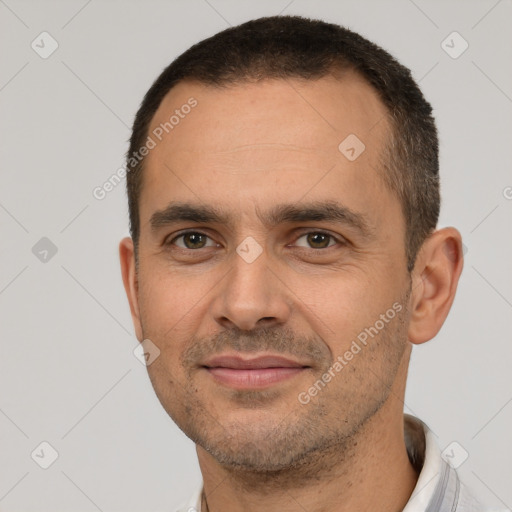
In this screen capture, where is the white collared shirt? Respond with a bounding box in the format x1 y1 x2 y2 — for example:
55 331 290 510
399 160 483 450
176 414 500 511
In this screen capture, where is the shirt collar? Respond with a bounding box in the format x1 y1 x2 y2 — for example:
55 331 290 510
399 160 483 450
403 414 461 512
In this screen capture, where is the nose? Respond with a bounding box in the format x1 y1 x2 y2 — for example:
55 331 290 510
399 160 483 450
210 246 292 331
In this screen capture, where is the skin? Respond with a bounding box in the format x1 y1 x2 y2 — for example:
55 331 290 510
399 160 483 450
119 73 464 512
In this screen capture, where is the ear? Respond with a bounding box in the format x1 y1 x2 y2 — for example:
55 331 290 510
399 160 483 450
408 227 464 345
119 237 143 342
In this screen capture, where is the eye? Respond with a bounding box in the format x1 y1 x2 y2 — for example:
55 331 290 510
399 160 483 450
294 231 340 249
168 231 217 250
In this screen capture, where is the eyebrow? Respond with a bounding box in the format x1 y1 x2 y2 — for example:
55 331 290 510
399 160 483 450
149 200 374 237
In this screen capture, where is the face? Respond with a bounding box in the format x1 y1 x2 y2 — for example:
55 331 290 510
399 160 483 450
123 74 414 472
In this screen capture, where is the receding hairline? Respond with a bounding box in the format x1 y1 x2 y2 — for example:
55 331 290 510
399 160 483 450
140 69 396 197
146 65 389 133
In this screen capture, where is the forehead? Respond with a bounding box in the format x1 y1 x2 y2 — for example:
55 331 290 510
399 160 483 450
139 74 398 234
149 73 389 153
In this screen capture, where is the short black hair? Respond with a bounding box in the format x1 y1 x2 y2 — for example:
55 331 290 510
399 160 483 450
126 15 439 272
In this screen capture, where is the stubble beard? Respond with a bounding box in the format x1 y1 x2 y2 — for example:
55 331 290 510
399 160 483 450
147 290 411 488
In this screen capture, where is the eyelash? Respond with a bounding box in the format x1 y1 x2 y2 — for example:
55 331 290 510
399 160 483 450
166 230 345 250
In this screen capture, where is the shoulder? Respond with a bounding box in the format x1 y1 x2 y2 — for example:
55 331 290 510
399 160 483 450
457 480 507 512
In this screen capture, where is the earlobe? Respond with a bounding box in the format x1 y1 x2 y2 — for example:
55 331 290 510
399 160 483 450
407 228 464 345
119 237 143 341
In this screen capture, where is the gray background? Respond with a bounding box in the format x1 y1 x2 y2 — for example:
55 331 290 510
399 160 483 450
0 0 511 510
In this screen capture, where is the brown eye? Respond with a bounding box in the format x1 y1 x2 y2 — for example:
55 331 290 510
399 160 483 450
295 232 337 249
308 233 331 248
170 232 215 249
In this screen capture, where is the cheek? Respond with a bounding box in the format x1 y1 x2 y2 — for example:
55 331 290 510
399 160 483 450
300 272 408 371
138 263 211 334
145 356 194 429
290 269 386 338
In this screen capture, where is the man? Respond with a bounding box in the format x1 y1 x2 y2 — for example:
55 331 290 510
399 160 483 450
119 15 496 511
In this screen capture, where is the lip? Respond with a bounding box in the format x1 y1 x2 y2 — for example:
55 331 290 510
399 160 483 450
201 354 309 389
203 354 306 369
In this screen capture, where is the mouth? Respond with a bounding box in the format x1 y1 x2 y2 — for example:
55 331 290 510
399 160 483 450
201 354 310 389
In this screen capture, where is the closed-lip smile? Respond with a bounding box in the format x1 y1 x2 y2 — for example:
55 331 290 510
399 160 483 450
201 353 310 389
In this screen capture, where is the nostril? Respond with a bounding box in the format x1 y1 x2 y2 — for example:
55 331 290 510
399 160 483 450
257 317 278 326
